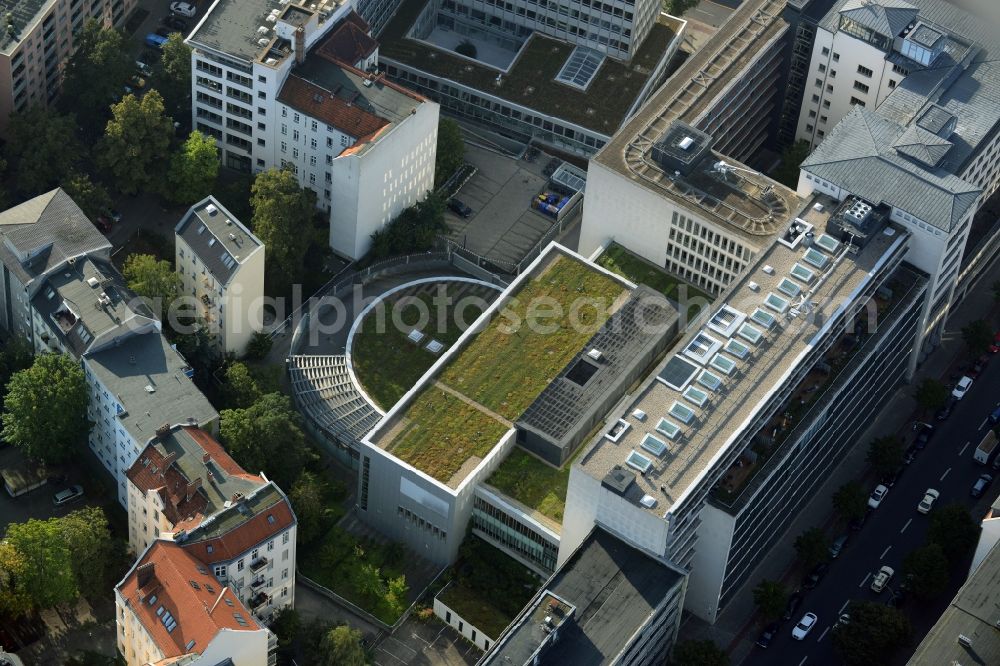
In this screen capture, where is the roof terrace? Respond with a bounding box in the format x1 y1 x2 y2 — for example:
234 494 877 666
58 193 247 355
577 193 911 516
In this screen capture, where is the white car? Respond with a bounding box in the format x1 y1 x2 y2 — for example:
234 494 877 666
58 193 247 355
868 484 889 509
871 565 894 592
792 612 817 640
952 375 973 400
170 2 196 17
917 488 940 514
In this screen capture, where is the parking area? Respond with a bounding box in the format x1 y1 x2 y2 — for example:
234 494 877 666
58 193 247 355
687 0 741 29
373 615 480 666
442 144 560 269
129 0 206 62
0 446 107 529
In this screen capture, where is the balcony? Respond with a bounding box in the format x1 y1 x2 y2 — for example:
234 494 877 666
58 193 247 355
249 556 269 573
249 592 270 610
250 576 266 589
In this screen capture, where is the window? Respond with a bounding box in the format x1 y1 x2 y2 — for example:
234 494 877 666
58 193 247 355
888 79 896 89
281 107 287 117
857 64 873 77
309 155 316 166
826 84 833 92
268 540 274 552
258 107 265 116
820 115 828 123
818 64 826 73
817 130 825 138
237 559 244 571
806 124 814 133
214 565 225 577
808 110 816 118
257 75 266 83
853 81 870 93
281 123 287 135
821 47 829 56
293 112 300 123
814 78 822 88
832 52 840 61
822 100 830 109
283 532 289 545
282 568 289 579
892 63 908 76
311 120 317 131
829 69 836 78
850 96 866 107
257 91 265 99
811 94 820 103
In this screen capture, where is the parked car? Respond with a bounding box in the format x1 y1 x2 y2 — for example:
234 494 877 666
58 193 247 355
134 60 152 77
791 612 817 640
94 215 113 233
970 355 989 378
914 423 934 449
989 405 1000 426
903 445 918 465
835 612 851 628
952 375 973 400
849 513 868 532
755 622 779 648
936 398 956 421
972 473 993 498
917 488 939 514
144 33 169 48
868 484 889 509
161 15 188 30
170 2 197 17
829 533 849 558
53 485 84 506
871 565 894 593
990 330 1000 354
782 592 803 621
803 563 829 590
128 74 147 90
448 198 473 218
882 466 904 488
108 209 122 224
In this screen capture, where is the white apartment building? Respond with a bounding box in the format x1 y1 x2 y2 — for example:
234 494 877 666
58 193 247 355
115 540 277 666
187 3 439 260
176 196 265 355
0 0 136 136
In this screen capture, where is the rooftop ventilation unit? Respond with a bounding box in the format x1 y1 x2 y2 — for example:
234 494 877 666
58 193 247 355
958 635 973 648
845 199 873 225
257 26 269 35
747 281 759 291
587 348 603 362
640 495 658 508
98 292 111 306
144 384 156 393
762 265 775 275
228 233 237 241
632 409 647 421
206 204 218 216
87 276 100 288
678 136 694 150
258 38 270 47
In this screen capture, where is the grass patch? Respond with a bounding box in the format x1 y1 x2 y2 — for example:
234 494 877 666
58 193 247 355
596 242 714 303
439 581 514 638
352 292 483 410
439 255 626 420
380 0 677 133
486 448 570 523
387 386 510 484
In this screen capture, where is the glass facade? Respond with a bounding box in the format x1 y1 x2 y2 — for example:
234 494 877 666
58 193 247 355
472 494 559 572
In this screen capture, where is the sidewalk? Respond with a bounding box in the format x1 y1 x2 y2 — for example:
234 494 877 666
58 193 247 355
682 258 1000 663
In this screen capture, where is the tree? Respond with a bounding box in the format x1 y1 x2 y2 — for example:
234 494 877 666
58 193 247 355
794 527 829 569
0 541 32 617
59 507 114 600
5 517 78 608
223 362 263 409
832 601 910 665
122 253 182 317
0 337 33 395
5 108 85 196
250 167 316 288
385 574 409 617
156 32 193 120
244 331 273 360
913 378 949 414
99 91 174 195
62 171 112 222
2 354 89 465
752 579 787 623
60 20 133 138
434 117 465 187
962 319 993 356
370 193 447 258
357 563 385 603
289 471 328 544
663 0 699 17
832 481 868 523
669 639 729 666
772 140 811 188
928 503 980 565
269 607 302 647
902 543 949 600
320 625 366 666
219 392 314 488
866 435 903 476
167 130 219 204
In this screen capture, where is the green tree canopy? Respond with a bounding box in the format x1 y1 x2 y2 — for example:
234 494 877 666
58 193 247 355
434 118 465 187
59 507 114 600
669 639 729 666
0 542 32 617
357 563 385 603
794 527 829 569
0 337 33 395
167 130 219 204
223 362 263 409
122 253 182 318
219 392 314 488
928 503 980 564
833 481 868 523
62 171 113 223
2 353 89 464
320 625 366 666
250 168 316 289
5 517 78 608
289 471 328 545
5 108 85 196
866 435 904 476
99 91 174 195
663 0 699 17
962 319 993 356
913 378 950 413
752 579 788 623
370 193 447 258
832 601 911 665
60 20 133 138
156 33 193 120
902 542 949 600
772 140 811 188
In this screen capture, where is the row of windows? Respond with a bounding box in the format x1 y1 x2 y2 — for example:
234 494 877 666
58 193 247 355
471 496 558 571
398 506 447 540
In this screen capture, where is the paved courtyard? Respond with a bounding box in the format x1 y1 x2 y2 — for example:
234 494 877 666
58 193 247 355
373 615 480 666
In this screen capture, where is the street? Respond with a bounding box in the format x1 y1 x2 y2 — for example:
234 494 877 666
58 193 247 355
743 354 1000 666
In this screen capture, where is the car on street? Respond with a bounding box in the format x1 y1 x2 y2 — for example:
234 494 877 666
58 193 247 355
914 422 934 449
144 33 169 48
162 15 188 30
829 533 849 558
989 405 1000 426
917 488 939 514
972 473 993 498
135 60 152 77
782 592 803 621
835 612 851 628
990 331 1000 353
871 565 894 593
53 485 84 506
170 2 197 17
868 484 888 509
936 398 956 421
108 209 122 224
803 562 829 590
154 27 172 38
94 215 113 233
881 466 903 487
791 612 817 640
903 444 918 465
952 375 973 400
448 198 473 218
755 622 779 648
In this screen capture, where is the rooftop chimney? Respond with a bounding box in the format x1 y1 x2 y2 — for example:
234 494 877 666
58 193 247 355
295 26 305 66
186 477 202 501
136 562 155 588
203 453 211 464
155 423 172 440
160 451 178 471
231 492 245 504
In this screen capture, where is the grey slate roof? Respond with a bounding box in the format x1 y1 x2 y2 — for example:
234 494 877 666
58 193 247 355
915 104 954 136
909 21 943 47
838 0 917 38
801 107 980 230
891 124 952 168
0 189 111 291
176 197 262 287
84 332 218 445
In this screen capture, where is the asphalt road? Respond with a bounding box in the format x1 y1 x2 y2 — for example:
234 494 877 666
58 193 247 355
743 354 1000 666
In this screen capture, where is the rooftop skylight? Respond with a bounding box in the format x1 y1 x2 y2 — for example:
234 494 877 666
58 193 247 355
803 248 828 269
710 353 736 376
737 323 763 345
724 339 750 359
815 234 840 253
764 293 790 314
697 369 722 391
655 418 681 440
641 433 669 457
683 386 709 407
751 308 776 329
626 449 653 474
790 263 815 283
778 278 801 298
669 401 695 424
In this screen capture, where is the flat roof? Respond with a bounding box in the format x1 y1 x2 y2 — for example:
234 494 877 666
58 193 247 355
378 0 681 134
577 193 910 516
368 245 632 489
908 538 1000 664
176 197 261 287
483 527 684 665
0 0 50 54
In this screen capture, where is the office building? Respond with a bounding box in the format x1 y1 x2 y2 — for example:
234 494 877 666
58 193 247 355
176 196 265 355
187 4 439 260
0 0 136 136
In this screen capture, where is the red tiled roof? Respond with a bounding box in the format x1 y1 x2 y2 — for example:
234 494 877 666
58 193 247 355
277 74 390 139
316 19 378 67
117 541 260 659
183 427 259 480
342 9 370 33
183 492 295 565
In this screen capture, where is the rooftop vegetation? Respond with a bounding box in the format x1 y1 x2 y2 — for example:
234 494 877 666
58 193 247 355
596 242 714 304
486 448 572 523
